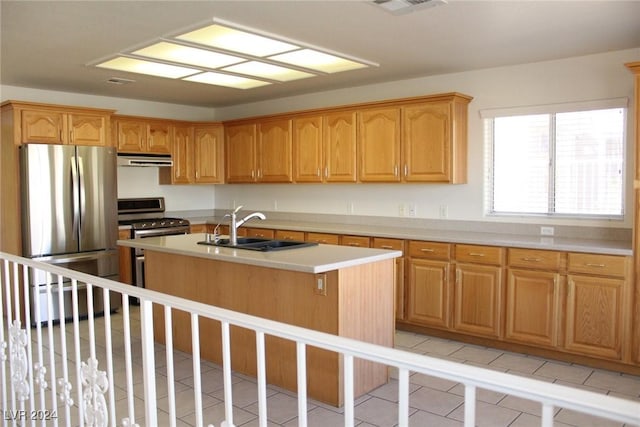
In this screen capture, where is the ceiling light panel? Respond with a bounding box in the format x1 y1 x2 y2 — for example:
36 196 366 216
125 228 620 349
269 49 369 73
176 24 299 57
132 41 245 69
184 72 271 89
96 56 199 79
222 61 315 82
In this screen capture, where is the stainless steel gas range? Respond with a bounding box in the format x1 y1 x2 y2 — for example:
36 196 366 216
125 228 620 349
118 197 190 290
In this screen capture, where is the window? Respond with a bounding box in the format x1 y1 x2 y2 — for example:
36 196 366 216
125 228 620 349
485 102 626 219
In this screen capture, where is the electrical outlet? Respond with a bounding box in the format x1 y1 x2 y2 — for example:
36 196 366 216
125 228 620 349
273 200 278 211
348 202 355 214
439 205 448 219
407 204 416 217
398 204 405 217
540 226 555 236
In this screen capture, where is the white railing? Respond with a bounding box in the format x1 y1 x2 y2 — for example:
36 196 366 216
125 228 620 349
1 251 639 427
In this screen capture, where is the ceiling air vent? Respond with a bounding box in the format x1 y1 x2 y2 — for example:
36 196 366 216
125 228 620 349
106 77 135 85
372 0 447 15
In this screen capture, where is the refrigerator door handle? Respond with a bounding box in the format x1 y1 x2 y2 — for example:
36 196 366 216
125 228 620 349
77 155 87 233
71 155 80 239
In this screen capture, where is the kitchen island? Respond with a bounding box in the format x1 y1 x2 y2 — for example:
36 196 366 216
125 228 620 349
118 233 401 406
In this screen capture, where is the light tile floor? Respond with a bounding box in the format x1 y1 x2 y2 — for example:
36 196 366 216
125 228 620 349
27 308 640 427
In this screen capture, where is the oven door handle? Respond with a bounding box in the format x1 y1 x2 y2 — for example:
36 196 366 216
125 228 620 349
133 227 190 238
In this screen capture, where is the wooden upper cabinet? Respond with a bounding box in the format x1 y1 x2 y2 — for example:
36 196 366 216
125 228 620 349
113 116 172 154
358 107 401 182
20 106 111 146
293 111 357 183
324 111 357 182
402 102 450 182
294 115 324 182
225 123 257 183
171 125 194 184
147 121 172 153
401 96 469 183
258 119 292 182
194 125 224 184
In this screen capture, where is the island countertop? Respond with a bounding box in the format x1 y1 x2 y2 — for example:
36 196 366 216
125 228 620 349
118 233 402 274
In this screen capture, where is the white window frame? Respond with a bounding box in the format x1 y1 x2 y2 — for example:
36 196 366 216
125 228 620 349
481 98 628 220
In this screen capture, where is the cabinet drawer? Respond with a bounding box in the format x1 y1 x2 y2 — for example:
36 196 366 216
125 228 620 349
508 248 564 270
455 244 504 265
275 230 305 241
372 237 405 253
409 241 451 260
189 224 208 234
306 232 339 245
341 235 371 247
245 228 275 239
567 253 628 277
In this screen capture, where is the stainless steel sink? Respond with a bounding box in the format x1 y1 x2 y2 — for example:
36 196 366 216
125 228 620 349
198 237 318 251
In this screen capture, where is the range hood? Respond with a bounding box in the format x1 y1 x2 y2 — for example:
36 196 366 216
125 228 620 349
117 153 173 167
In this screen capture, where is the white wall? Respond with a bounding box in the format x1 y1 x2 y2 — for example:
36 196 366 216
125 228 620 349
214 48 640 228
1 85 218 209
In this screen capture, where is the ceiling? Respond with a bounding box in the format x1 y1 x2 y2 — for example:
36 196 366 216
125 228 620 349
2 1 640 108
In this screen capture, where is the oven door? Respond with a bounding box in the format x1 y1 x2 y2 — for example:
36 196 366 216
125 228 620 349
130 225 190 287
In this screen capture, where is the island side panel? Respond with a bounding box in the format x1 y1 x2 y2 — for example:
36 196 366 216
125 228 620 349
144 250 344 405
338 259 395 398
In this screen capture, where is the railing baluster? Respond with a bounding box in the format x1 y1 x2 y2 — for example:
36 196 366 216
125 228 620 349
22 264 36 427
296 342 307 427
164 306 177 427
344 354 354 427
398 368 410 426
71 278 84 427
191 313 203 427
256 331 268 427
57 274 70 427
221 321 234 427
102 289 116 427
122 296 135 424
46 273 57 427
542 403 555 427
140 298 157 426
464 384 476 427
0 260 9 415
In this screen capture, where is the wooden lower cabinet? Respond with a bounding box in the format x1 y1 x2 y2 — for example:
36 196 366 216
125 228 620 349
245 227 275 239
117 229 132 285
373 238 405 321
565 274 626 360
275 229 305 241
306 232 340 245
506 269 562 347
453 263 503 338
407 258 451 328
189 224 208 233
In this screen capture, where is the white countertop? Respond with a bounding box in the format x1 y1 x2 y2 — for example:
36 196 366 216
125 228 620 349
118 233 402 274
184 217 632 256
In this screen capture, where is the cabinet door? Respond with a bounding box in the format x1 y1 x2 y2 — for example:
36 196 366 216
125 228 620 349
147 121 172 154
117 229 132 285
194 126 224 183
408 259 451 329
293 116 323 182
258 119 293 182
358 107 401 182
116 119 146 152
68 113 109 146
225 124 257 183
402 102 450 182
506 269 561 347
565 275 625 359
172 125 194 184
324 111 357 182
21 109 66 144
454 264 503 338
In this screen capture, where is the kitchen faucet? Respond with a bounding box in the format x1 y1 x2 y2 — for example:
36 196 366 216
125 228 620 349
229 205 266 246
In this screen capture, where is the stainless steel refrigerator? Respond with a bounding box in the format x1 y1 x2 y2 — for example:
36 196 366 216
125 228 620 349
20 143 121 324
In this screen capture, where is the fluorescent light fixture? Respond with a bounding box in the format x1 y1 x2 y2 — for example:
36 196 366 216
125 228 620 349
184 72 271 89
269 49 368 73
132 41 245 69
222 61 314 82
177 24 299 57
96 56 199 79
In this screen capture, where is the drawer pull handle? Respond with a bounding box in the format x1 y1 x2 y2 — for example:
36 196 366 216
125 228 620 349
381 245 394 249
585 263 606 268
522 257 542 262
348 243 360 247
468 252 485 257
420 248 435 253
